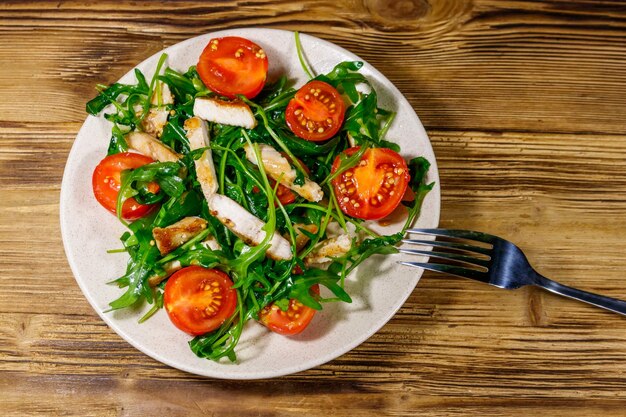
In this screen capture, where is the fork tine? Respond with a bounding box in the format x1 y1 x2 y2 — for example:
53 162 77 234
399 248 490 268
406 228 497 244
401 238 492 256
399 261 490 283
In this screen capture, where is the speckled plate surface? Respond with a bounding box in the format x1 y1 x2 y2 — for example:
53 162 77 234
60 28 440 379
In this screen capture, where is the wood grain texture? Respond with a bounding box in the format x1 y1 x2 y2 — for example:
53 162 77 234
2 0 626 416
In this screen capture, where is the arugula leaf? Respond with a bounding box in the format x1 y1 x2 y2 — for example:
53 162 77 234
401 157 435 232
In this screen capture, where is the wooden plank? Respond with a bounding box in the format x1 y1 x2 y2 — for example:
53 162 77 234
0 1 624 133
2 0 626 415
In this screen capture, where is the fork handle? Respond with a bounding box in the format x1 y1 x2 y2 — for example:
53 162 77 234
533 274 626 316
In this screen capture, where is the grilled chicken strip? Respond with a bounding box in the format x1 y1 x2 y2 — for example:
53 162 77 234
304 234 353 266
125 131 181 162
152 216 208 255
286 223 319 253
139 82 174 137
304 222 356 266
209 194 292 261
244 143 324 202
184 117 219 200
194 96 257 129
148 234 222 287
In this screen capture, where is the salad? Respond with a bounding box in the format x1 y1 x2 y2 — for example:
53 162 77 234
86 33 434 363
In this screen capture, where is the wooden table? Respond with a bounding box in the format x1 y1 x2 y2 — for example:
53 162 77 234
2 1 626 415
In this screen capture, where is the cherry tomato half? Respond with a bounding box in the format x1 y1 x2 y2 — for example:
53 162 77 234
197 36 268 99
285 80 345 142
164 266 237 336
259 285 320 336
252 180 296 206
331 147 410 220
92 152 159 220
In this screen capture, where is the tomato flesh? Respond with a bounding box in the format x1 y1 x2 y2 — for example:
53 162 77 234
285 80 345 142
164 266 237 336
259 284 319 336
331 147 410 220
197 36 268 99
92 152 159 220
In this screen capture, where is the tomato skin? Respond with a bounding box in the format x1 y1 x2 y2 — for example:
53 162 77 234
259 284 319 336
251 155 310 206
331 147 410 220
285 80 345 142
92 152 159 220
252 180 296 206
197 36 268 99
164 266 237 336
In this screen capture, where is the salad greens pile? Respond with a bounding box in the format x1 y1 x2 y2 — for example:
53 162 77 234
87 33 434 362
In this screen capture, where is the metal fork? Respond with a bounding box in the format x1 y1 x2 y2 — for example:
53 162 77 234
400 228 626 316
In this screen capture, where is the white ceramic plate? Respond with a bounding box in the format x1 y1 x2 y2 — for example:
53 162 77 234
60 28 440 379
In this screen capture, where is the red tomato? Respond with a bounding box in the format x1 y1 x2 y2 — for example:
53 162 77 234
92 152 159 220
252 180 296 206
197 36 268 99
252 156 310 206
258 285 320 336
331 147 410 220
164 266 237 336
274 181 297 205
285 80 345 142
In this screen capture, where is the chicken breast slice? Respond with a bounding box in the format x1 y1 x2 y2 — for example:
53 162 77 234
184 117 219 201
152 216 208 255
208 194 292 261
304 222 357 266
125 131 181 162
284 223 319 253
304 234 353 266
148 234 221 287
148 260 181 287
244 144 324 202
140 82 174 137
194 96 257 129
